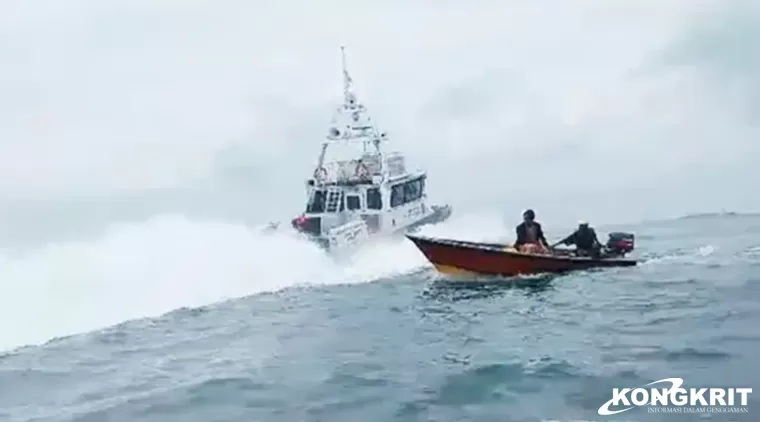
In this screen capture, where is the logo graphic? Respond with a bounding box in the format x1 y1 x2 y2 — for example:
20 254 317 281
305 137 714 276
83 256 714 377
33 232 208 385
598 378 752 415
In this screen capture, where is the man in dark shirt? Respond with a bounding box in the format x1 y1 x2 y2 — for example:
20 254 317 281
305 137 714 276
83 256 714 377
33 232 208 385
514 209 551 254
557 221 602 257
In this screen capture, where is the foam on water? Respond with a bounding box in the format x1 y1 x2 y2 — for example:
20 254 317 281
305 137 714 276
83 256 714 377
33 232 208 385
0 212 509 351
415 211 510 241
0 216 386 350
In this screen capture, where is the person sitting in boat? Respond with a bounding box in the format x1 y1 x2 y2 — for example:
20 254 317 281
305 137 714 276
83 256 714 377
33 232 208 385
514 209 551 254
556 221 602 257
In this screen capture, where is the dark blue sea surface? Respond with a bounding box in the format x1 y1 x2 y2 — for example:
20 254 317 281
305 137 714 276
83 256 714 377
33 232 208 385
1 215 759 422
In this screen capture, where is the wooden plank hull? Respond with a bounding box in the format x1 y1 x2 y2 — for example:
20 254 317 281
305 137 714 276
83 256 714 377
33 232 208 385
406 234 637 278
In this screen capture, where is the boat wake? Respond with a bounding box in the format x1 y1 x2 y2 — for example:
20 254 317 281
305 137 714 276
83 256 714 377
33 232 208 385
745 246 760 257
638 244 717 266
412 211 510 242
0 214 432 352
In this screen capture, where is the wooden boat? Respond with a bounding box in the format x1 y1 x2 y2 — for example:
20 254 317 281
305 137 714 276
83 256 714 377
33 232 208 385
406 233 638 278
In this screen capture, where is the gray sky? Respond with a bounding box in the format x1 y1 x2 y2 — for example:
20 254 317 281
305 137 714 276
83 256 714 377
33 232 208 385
0 0 758 227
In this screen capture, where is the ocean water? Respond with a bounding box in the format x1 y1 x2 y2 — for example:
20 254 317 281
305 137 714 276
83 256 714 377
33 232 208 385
1 213 759 422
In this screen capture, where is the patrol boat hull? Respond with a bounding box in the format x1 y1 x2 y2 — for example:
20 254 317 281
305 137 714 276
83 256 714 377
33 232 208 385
298 204 453 252
406 234 637 278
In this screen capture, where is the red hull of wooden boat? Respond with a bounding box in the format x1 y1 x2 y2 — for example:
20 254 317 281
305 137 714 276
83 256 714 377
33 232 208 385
406 234 637 277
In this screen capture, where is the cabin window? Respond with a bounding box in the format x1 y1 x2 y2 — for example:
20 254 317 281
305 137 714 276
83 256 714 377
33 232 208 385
366 188 382 210
346 195 361 210
306 190 326 213
391 184 404 207
391 176 427 208
403 178 422 203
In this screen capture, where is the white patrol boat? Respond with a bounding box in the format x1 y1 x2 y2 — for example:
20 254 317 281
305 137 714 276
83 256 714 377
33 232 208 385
286 47 452 253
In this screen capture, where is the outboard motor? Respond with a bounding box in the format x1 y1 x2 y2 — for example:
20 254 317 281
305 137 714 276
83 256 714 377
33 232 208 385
605 232 635 256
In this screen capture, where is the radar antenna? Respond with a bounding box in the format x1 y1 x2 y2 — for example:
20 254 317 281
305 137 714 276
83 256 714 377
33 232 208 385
342 45 359 109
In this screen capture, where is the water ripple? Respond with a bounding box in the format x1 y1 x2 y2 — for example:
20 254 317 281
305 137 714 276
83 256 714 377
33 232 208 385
1 217 759 422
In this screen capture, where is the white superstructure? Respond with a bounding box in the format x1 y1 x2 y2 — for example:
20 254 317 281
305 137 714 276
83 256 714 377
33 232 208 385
289 47 451 252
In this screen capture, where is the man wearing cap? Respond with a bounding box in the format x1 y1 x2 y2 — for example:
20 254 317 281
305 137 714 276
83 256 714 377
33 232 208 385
555 221 602 257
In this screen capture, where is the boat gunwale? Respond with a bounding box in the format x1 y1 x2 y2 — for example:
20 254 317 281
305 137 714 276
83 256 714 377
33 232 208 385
405 234 637 265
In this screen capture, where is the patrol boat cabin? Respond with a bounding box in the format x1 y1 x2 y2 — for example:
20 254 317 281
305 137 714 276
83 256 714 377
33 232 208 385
290 47 451 251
